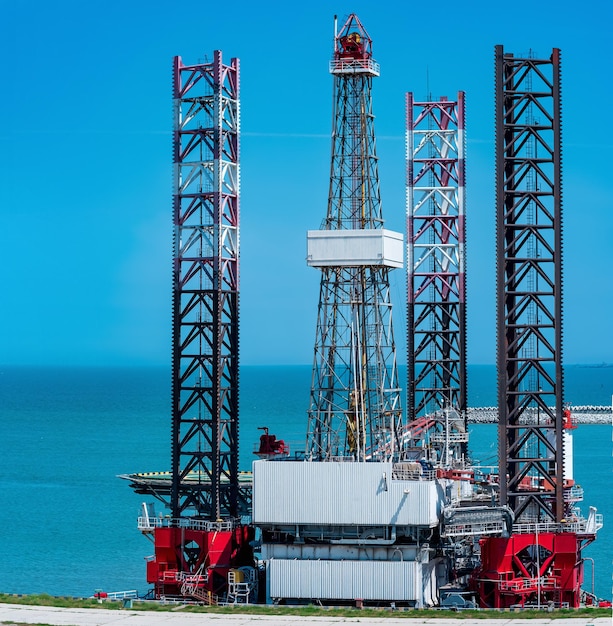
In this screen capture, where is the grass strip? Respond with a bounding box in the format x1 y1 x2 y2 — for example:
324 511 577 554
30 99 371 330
0 593 610 619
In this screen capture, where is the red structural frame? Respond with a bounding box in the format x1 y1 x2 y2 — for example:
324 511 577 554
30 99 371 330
147 524 253 601
476 532 583 608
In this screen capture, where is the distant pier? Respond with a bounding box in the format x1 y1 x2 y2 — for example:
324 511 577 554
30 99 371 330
468 406 611 424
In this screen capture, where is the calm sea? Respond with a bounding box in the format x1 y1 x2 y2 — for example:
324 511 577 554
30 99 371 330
0 364 611 600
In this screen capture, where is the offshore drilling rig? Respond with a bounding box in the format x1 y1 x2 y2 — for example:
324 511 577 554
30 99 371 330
123 15 603 608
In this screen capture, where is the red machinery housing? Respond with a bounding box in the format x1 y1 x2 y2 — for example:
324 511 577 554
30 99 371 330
475 533 582 608
147 525 253 601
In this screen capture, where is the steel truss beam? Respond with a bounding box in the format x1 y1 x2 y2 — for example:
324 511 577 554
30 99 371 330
495 46 564 523
170 52 242 520
406 94 466 423
306 14 402 461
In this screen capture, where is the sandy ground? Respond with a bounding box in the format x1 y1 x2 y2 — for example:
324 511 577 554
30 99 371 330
0 604 610 626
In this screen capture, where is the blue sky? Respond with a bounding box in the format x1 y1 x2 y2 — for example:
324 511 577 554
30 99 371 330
1 0 611 366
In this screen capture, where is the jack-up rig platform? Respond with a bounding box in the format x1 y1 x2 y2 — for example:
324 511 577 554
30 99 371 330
121 15 605 609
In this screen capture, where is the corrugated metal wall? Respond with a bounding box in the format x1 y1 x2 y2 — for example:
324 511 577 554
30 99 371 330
253 461 443 527
268 559 424 601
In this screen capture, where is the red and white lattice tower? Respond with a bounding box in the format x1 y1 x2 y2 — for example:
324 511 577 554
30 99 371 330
139 52 253 603
406 94 466 425
170 52 242 522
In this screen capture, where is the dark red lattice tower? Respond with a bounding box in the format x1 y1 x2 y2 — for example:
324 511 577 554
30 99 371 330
475 46 589 611
495 46 563 524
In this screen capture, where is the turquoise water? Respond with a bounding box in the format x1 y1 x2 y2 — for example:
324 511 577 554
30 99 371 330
0 365 610 599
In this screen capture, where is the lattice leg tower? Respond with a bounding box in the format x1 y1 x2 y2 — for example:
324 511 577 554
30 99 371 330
170 51 242 521
406 93 466 427
495 46 563 523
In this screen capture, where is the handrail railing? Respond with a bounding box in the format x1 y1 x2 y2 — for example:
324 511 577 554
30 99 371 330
138 516 236 532
329 58 380 76
391 466 436 481
499 576 559 592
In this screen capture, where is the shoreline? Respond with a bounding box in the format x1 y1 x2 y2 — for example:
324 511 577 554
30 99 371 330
467 408 611 424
